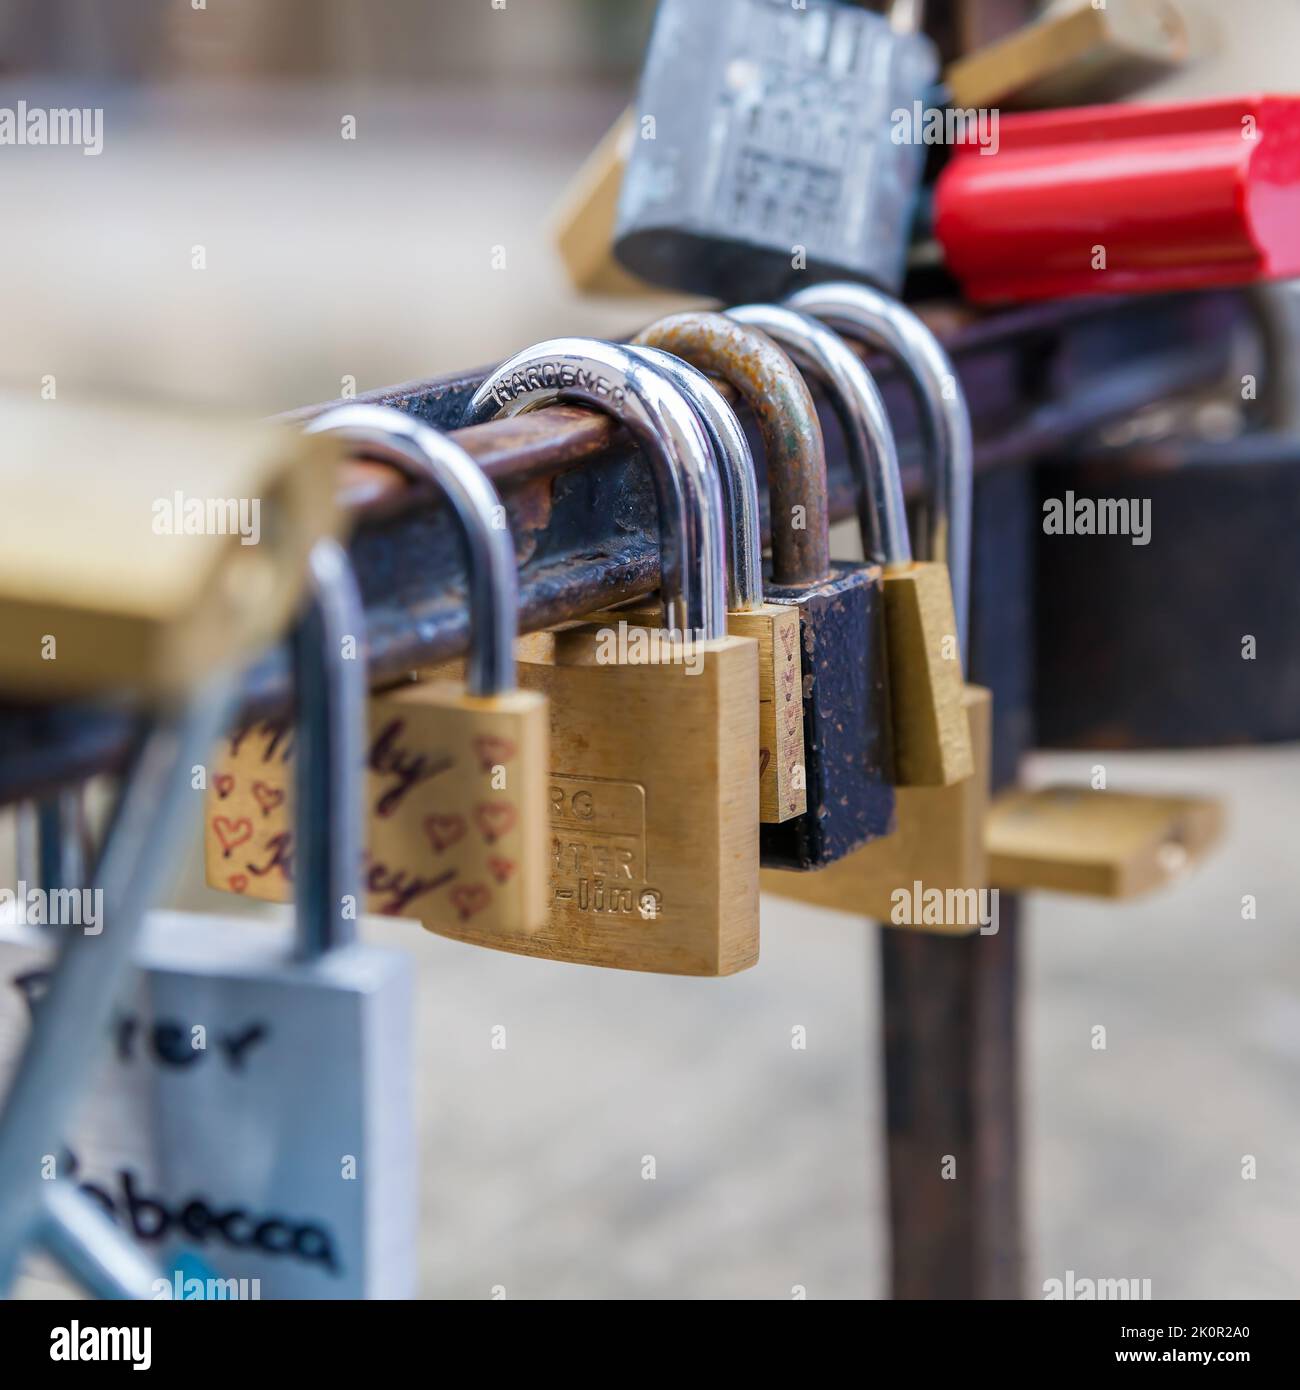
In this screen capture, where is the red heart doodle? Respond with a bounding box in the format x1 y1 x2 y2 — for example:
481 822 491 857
472 735 517 772
451 883 491 921
213 816 253 857
228 874 249 893
780 624 796 656
474 801 517 844
423 813 467 853
487 856 515 885
252 781 285 818
214 774 235 799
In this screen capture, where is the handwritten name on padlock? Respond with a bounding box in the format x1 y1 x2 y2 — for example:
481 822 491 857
205 707 532 932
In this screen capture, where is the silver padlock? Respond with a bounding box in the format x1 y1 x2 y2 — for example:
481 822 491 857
0 541 416 1298
614 0 939 300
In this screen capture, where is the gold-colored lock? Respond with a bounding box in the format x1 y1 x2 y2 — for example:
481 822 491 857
459 338 761 976
624 335 806 823
205 406 549 938
764 288 991 931
987 786 1223 899
0 395 339 700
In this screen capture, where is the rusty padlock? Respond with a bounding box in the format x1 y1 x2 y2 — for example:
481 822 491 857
763 291 991 930
730 301 971 791
635 311 897 867
461 338 761 976
620 341 807 824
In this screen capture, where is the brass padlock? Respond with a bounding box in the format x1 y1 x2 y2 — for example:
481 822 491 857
461 337 761 976
731 300 971 788
0 395 339 701
205 406 549 938
624 339 806 824
987 786 1223 899
762 292 992 931
639 309 897 867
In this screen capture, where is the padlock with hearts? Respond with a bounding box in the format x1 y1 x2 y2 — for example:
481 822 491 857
203 406 549 939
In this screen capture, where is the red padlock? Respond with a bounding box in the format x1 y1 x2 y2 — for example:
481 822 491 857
934 94 1300 303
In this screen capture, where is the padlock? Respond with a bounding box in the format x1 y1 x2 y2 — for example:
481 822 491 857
0 393 339 701
205 405 550 940
944 0 1190 111
730 301 971 788
632 311 894 866
987 786 1223 899
0 541 416 1296
461 338 761 976
933 94 1300 304
621 339 807 824
761 292 990 929
613 0 939 301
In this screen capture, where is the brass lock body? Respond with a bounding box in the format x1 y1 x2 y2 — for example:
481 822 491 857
459 337 761 975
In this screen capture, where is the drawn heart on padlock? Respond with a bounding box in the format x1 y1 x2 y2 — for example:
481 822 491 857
451 883 491 921
472 735 517 772
213 816 254 858
252 781 286 818
228 874 249 893
487 856 515 885
214 774 235 799
474 801 517 844
423 813 467 854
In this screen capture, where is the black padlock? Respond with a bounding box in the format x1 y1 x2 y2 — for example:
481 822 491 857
640 309 895 868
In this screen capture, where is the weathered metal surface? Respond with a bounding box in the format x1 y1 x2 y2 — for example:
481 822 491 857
0 291 1250 807
632 311 831 587
762 562 896 866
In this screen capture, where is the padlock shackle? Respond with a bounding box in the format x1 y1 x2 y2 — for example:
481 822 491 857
292 538 364 959
305 405 518 697
786 283 972 659
633 313 831 589
464 338 728 641
626 344 763 612
728 303 911 574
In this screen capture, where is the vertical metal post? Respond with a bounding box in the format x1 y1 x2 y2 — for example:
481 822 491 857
880 465 1032 1298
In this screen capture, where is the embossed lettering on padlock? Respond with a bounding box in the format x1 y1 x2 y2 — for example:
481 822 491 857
622 340 805 824
634 313 896 867
462 338 761 977
1 542 416 1295
613 0 939 301
205 407 549 938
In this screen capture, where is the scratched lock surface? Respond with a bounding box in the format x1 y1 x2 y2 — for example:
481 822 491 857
0 913 415 1298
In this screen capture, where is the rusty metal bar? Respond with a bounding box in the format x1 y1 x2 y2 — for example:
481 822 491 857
0 290 1249 807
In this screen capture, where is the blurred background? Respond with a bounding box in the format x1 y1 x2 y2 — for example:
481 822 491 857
3 0 1299 1299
